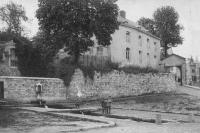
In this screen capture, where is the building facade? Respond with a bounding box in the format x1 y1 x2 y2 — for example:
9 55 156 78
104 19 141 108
185 58 200 84
0 40 20 76
85 11 161 69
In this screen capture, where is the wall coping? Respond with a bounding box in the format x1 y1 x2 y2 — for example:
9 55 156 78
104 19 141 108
0 76 62 81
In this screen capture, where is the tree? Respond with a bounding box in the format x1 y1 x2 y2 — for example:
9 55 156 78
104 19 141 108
0 2 28 35
0 31 47 77
36 0 119 64
137 6 183 58
137 17 157 36
153 6 183 57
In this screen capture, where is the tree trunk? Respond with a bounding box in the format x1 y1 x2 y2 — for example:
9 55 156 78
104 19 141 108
164 44 168 58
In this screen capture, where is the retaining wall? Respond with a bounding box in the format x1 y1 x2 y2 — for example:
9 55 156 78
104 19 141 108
0 69 176 103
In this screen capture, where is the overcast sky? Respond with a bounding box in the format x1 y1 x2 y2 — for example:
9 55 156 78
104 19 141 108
0 0 200 59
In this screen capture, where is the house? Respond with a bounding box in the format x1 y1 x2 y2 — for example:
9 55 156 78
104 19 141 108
185 58 200 84
83 10 161 69
0 40 20 76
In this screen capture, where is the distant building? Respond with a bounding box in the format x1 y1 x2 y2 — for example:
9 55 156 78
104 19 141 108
83 10 161 69
185 58 200 84
0 40 20 76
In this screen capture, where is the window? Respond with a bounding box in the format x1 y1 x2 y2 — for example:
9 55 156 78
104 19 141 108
192 69 195 73
147 53 150 65
154 42 157 52
139 51 142 64
126 31 131 42
138 35 142 46
154 55 157 59
9 48 17 67
96 46 103 56
89 48 93 55
126 48 130 60
147 38 150 48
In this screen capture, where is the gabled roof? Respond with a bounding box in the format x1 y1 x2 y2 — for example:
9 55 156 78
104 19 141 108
161 54 186 67
118 16 160 40
166 54 186 60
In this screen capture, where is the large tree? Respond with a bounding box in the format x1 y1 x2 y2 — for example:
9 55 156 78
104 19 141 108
137 17 157 36
154 6 183 57
137 6 183 58
0 2 28 35
36 0 119 64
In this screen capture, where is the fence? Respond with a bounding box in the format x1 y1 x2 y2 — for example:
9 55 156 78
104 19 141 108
79 55 111 68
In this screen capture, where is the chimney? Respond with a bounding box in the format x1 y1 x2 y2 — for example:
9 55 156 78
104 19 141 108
119 10 126 18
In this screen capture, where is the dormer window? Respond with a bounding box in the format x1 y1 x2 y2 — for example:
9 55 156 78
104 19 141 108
126 31 130 43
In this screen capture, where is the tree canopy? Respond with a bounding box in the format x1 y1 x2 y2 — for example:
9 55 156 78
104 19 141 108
36 0 119 63
0 2 28 35
137 6 183 58
137 17 157 36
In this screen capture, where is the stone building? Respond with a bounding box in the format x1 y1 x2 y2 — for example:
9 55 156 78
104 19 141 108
0 40 20 76
84 10 161 69
185 58 200 84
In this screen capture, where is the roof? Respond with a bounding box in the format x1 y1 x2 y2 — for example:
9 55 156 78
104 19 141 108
161 54 186 67
166 54 186 60
118 16 160 40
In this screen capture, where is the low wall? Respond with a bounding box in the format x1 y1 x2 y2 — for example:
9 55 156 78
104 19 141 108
0 76 66 103
67 69 176 100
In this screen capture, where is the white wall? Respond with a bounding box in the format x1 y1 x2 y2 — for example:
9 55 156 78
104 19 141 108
87 25 161 69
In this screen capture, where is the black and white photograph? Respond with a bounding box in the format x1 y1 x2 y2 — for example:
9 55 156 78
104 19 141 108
0 0 200 132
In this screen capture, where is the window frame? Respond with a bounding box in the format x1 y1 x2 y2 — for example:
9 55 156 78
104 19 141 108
126 47 130 61
139 50 142 64
9 47 17 68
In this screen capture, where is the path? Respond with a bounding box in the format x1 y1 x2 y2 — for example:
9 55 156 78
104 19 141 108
176 85 200 98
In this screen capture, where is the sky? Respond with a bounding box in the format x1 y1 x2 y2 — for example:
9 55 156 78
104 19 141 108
0 0 200 59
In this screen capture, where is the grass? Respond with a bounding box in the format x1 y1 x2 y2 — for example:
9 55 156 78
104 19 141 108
0 107 79 132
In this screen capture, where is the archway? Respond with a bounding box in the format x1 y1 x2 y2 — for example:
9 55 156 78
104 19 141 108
160 54 186 86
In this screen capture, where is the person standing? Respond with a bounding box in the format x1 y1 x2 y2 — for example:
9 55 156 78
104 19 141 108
101 99 106 114
107 96 112 114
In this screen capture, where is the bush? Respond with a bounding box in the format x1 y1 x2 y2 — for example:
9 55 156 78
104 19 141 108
57 58 158 87
119 66 158 74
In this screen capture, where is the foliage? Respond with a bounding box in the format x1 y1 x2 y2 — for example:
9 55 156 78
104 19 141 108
119 66 158 74
14 37 47 77
137 6 183 58
0 2 28 35
0 31 46 77
36 0 119 63
55 57 77 86
154 6 183 57
56 57 158 87
137 17 157 36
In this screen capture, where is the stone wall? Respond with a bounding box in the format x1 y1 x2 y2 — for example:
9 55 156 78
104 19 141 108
67 69 176 100
0 76 66 103
0 69 176 103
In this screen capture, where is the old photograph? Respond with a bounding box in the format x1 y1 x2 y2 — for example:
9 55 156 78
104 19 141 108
0 0 200 132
